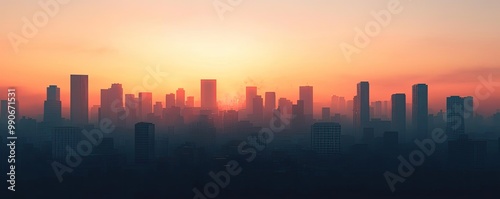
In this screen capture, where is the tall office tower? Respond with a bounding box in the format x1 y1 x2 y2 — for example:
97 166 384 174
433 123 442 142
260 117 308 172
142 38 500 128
52 127 82 160
339 97 346 115
201 79 217 113
186 96 195 107
165 93 176 108
372 101 382 119
357 82 370 128
43 85 62 125
311 122 341 156
70 75 88 125
412 84 428 139
331 95 339 114
153 102 163 117
100 84 123 123
463 96 474 132
391 94 406 142
322 107 331 122
447 96 465 140
246 86 258 117
138 92 152 121
299 86 314 118
125 94 138 125
264 92 276 121
176 88 185 108
252 95 263 124
135 122 155 164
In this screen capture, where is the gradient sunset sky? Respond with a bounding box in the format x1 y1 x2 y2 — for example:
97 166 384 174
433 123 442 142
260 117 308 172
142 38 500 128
1 0 499 118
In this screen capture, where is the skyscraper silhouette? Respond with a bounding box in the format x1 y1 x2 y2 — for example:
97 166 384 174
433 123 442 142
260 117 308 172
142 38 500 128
135 122 155 164
43 85 62 125
165 93 175 108
299 86 313 119
138 92 152 121
252 95 264 124
391 93 406 142
176 88 185 108
186 96 195 107
70 75 88 125
412 84 428 139
447 96 465 140
311 122 341 156
201 79 217 113
264 92 276 121
357 82 370 129
246 86 257 117
100 84 123 124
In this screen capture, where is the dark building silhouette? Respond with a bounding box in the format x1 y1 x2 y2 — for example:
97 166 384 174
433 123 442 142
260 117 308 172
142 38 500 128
43 85 62 125
138 92 152 121
135 122 155 164
357 82 370 126
70 74 89 125
52 127 82 160
391 93 406 142
153 102 163 117
176 88 185 108
252 95 263 125
246 86 257 117
201 79 217 113
186 96 195 107
100 84 123 124
362 127 375 143
448 134 487 169
292 100 305 131
447 96 465 140
311 122 341 156
264 92 276 121
165 93 175 108
412 84 428 139
299 86 313 119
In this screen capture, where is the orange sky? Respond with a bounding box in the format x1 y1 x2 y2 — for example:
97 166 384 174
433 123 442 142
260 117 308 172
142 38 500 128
1 0 500 118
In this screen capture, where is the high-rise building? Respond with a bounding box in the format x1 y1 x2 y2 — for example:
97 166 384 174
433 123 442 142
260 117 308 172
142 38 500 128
264 92 276 121
299 86 314 118
165 93 176 108
311 122 341 156
135 122 155 164
52 127 82 160
391 94 406 142
138 92 152 121
176 88 185 108
357 82 370 129
252 95 263 124
412 84 428 139
246 86 257 117
463 96 474 133
44 85 62 125
186 96 195 107
201 79 217 113
153 102 163 117
70 75 88 125
447 96 465 140
372 101 382 119
100 84 123 123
